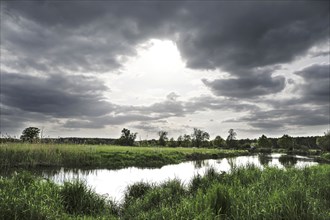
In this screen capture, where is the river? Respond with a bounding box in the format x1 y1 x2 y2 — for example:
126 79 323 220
36 153 318 202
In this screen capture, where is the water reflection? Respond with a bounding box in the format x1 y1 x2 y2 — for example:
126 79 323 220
193 160 210 168
43 154 318 202
258 154 272 166
2 154 319 202
279 155 298 167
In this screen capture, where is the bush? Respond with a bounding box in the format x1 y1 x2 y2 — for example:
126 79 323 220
60 180 109 215
0 172 63 220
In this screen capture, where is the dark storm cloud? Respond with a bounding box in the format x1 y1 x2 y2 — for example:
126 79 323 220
176 1 329 72
3 1 328 74
1 1 182 73
176 1 329 98
1 1 329 134
294 64 330 104
202 72 285 98
243 64 330 131
1 72 115 118
263 64 330 107
0 104 55 135
226 105 329 130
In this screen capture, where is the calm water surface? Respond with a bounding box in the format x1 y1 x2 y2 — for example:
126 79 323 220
42 153 318 202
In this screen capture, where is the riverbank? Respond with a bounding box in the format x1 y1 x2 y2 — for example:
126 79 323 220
0 143 249 170
252 148 330 163
1 165 329 219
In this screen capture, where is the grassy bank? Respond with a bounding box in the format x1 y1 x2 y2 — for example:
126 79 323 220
0 143 249 170
1 165 329 219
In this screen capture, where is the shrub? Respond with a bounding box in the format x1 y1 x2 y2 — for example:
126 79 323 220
60 180 109 216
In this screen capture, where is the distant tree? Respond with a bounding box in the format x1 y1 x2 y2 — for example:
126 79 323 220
158 131 168 146
317 131 330 151
257 135 272 148
182 134 191 148
177 135 183 147
118 128 137 146
226 129 237 148
168 137 177 148
227 129 237 141
277 134 294 150
192 128 210 148
20 127 40 142
213 135 226 148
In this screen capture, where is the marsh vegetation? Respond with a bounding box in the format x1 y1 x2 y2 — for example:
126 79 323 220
1 165 329 220
0 143 249 170
1 128 329 219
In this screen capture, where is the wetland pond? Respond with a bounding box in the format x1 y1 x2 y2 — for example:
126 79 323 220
17 153 320 202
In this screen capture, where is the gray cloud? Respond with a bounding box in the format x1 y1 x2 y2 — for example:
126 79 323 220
226 105 329 130
185 96 260 113
0 104 56 135
1 72 115 118
294 64 330 104
3 1 328 74
263 64 330 107
61 94 260 129
1 1 181 74
202 72 285 98
176 1 329 72
1 1 329 136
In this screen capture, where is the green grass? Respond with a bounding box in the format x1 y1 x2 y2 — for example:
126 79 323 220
0 143 249 170
121 165 330 220
1 165 329 219
0 172 117 220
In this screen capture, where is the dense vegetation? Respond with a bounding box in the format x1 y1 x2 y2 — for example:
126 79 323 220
2 127 329 151
1 165 329 220
0 143 249 170
1 127 329 219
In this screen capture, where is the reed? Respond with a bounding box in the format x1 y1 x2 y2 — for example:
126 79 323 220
1 164 329 219
0 143 249 170
120 165 330 220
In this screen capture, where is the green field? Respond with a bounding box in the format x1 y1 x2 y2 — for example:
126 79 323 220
1 165 329 220
0 143 249 170
2 143 329 219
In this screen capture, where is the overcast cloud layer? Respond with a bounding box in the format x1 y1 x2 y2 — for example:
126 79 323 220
1 1 329 139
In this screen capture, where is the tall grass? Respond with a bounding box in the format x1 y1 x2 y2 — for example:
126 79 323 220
121 165 330 220
0 172 117 220
1 165 329 219
0 143 249 170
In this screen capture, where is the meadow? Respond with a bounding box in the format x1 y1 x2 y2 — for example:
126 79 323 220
1 165 329 220
0 143 249 170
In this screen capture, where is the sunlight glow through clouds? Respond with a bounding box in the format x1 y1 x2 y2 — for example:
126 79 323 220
105 39 216 105
1 1 328 138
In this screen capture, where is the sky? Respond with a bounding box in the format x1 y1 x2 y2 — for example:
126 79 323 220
0 1 329 140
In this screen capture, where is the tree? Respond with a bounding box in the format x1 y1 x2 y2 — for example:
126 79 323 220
20 127 40 142
182 134 191 148
277 134 294 150
226 129 237 148
118 128 137 146
257 134 272 148
177 135 183 147
317 131 330 151
192 128 210 148
213 136 226 148
168 137 177 148
227 129 237 141
158 131 168 146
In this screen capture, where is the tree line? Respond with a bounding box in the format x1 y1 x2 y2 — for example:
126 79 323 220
1 127 329 151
